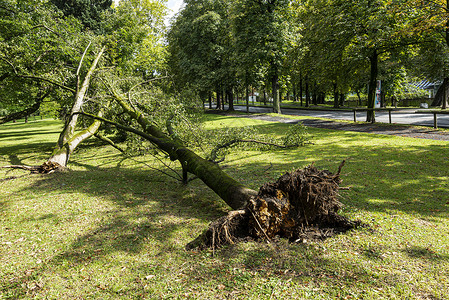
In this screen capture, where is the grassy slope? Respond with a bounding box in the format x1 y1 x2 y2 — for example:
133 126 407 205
0 117 448 299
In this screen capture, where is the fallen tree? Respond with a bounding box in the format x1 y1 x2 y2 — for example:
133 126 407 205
74 80 361 248
1 43 107 172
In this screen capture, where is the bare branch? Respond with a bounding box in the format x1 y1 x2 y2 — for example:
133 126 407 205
77 41 92 77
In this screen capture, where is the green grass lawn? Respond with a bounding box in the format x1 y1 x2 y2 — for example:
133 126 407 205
1 116 448 299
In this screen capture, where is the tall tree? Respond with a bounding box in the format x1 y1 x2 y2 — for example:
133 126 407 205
168 0 236 107
231 0 292 114
50 0 113 32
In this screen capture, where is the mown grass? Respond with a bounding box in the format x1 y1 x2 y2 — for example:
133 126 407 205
0 116 448 299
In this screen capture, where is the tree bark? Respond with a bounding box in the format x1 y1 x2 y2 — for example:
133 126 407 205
356 90 362 107
339 93 345 107
208 92 212 109
442 78 449 109
246 81 249 113
227 89 234 111
333 83 339 108
366 51 378 123
272 73 281 114
48 45 105 167
305 75 310 107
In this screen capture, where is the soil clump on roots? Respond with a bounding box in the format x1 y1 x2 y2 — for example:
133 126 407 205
187 161 361 250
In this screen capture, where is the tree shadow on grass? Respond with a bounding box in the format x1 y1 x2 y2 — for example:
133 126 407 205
0 165 231 298
402 245 449 261
0 142 55 159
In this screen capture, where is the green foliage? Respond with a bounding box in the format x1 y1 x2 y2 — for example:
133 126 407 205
50 0 113 33
168 0 233 95
101 0 168 74
283 122 310 147
40 100 62 119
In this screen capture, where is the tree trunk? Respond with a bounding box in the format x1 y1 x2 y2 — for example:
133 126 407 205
293 85 297 102
443 78 448 109
333 83 339 108
227 88 234 111
48 45 105 168
305 75 310 107
312 82 318 105
445 0 449 109
106 95 257 209
356 90 362 107
216 89 221 110
246 80 249 113
339 93 345 107
209 92 212 109
366 51 378 123
221 90 225 110
48 109 104 166
272 73 281 114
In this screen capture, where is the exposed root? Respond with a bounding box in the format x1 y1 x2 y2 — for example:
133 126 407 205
1 161 65 174
187 161 362 250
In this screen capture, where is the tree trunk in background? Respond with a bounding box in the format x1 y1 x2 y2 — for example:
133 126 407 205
227 89 234 111
356 91 362 106
299 76 303 106
293 85 297 102
272 73 281 113
221 90 225 110
339 93 345 107
216 89 221 110
333 83 339 108
305 75 310 107
366 51 378 123
445 0 449 109
246 81 249 113
442 78 448 109
312 83 317 105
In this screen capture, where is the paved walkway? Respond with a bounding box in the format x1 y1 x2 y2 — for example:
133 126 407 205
230 105 449 128
211 110 449 141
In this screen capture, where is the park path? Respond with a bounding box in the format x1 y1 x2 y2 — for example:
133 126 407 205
213 110 449 141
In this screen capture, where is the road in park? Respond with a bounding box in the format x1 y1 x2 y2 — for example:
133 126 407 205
231 105 449 128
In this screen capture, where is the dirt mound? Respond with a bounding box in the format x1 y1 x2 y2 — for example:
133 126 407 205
187 162 361 249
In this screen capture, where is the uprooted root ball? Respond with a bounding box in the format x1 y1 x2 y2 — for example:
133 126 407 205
186 162 362 250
